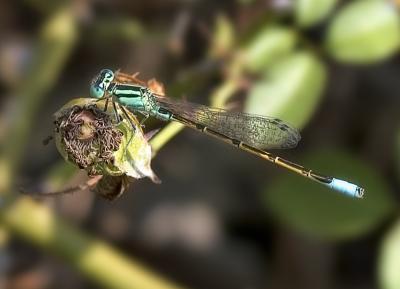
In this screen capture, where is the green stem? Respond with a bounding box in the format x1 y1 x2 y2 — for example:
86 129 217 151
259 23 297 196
210 56 243 108
150 122 185 154
210 78 239 108
0 196 184 289
0 8 77 193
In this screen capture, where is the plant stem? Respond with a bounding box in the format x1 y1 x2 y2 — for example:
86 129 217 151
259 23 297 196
150 122 185 154
0 196 184 289
0 8 77 194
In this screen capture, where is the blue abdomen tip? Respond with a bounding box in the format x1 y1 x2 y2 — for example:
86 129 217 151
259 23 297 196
328 178 364 198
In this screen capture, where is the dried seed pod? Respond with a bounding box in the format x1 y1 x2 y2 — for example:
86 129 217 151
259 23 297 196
92 175 131 201
53 98 160 199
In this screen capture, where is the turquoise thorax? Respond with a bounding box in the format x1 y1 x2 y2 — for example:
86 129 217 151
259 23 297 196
90 69 172 121
110 84 172 121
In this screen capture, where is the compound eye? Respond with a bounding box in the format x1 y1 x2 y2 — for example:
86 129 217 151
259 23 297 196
101 69 114 79
90 85 105 98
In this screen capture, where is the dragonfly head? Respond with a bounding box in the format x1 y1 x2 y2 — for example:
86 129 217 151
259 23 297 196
90 69 115 98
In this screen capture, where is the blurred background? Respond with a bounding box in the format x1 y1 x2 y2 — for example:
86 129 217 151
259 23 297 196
0 0 399 289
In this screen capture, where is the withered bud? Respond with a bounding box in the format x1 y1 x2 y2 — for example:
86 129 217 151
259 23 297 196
54 103 123 175
53 98 160 186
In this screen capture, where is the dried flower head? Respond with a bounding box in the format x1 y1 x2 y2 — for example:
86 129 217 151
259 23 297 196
54 103 122 174
53 98 160 199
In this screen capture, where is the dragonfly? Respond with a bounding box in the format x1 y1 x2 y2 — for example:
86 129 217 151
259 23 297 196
89 68 364 198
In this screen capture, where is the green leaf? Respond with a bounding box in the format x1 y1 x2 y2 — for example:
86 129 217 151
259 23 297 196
245 51 326 129
263 150 395 240
243 26 297 72
379 219 400 289
295 0 338 28
326 0 400 64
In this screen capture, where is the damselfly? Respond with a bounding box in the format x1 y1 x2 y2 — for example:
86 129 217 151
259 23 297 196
89 69 364 198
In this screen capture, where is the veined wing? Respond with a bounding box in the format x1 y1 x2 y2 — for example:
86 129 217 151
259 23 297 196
155 97 301 150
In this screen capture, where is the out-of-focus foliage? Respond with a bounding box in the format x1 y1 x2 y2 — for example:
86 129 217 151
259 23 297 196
0 8 77 192
237 0 257 5
210 15 235 58
1 0 400 288
295 0 338 27
395 127 400 177
92 18 144 42
245 51 326 128
379 219 400 289
43 161 77 190
0 198 184 289
263 150 394 240
326 0 400 63
380 130 400 289
242 26 297 72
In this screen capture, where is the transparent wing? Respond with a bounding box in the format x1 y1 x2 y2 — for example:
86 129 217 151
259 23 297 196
155 97 301 150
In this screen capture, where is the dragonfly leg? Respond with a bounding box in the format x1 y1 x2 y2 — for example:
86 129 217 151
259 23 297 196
95 94 111 103
118 103 137 133
103 97 109 112
112 100 121 123
140 118 148 129
138 111 149 128
116 103 136 155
